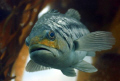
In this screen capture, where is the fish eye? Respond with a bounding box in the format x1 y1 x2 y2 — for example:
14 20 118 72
47 31 55 40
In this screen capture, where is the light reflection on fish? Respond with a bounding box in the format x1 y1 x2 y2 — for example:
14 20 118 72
25 9 115 77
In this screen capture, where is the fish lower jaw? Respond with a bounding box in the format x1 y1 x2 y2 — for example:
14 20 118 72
29 47 50 54
29 44 52 53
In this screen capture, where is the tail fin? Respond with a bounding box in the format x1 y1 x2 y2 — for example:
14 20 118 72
74 31 115 51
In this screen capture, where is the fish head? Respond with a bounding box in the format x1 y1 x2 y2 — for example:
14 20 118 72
25 25 70 65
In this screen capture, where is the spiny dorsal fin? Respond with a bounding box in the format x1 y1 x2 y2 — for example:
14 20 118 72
26 60 51 72
65 9 81 20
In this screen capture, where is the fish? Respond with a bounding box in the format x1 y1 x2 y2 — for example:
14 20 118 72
25 9 115 77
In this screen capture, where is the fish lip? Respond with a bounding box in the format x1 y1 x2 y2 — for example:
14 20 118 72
29 44 51 54
29 44 60 57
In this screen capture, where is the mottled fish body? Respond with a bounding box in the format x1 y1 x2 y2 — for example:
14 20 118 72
25 9 115 76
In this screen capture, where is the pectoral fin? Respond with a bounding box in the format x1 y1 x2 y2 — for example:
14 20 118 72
74 60 97 73
26 60 50 72
61 68 76 77
74 31 115 51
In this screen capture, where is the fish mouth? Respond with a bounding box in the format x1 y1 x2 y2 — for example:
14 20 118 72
29 44 60 57
29 44 51 54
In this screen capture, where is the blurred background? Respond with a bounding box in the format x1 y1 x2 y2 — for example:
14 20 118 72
0 0 120 81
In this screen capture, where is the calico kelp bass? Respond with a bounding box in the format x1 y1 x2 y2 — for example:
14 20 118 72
25 9 115 77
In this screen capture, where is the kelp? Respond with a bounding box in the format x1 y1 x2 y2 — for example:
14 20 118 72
0 0 47 80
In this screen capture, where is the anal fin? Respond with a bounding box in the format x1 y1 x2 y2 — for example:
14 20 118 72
86 51 95 57
61 68 76 77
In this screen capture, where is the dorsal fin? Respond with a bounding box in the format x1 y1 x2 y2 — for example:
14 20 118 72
48 9 60 13
65 9 81 20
